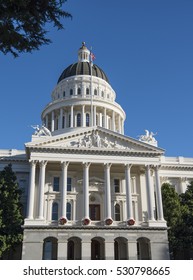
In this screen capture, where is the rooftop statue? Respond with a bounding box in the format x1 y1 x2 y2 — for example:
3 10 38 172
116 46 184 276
139 130 158 147
31 125 52 137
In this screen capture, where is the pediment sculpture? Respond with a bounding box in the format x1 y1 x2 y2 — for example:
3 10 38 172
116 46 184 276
69 131 133 150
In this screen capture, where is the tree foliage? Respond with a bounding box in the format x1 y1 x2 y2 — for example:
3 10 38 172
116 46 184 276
0 0 72 57
161 183 182 256
175 182 193 258
0 164 23 258
162 182 193 259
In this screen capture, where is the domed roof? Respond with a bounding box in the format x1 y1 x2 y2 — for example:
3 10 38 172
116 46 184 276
57 62 109 84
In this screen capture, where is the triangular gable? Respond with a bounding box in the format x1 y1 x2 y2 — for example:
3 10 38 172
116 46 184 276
25 126 165 155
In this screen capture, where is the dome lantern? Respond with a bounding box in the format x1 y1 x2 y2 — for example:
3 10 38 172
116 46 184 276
78 42 90 62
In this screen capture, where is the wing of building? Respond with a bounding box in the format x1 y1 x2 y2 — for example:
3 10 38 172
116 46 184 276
1 43 193 260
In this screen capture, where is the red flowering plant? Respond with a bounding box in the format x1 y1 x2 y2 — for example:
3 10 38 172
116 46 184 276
127 218 135 226
105 218 113 225
59 217 67 225
82 218 90 225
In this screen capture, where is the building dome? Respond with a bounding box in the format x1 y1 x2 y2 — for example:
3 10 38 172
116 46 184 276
57 42 109 84
41 43 126 136
57 62 109 84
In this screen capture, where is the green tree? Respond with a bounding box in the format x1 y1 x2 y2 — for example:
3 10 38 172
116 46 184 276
161 183 182 258
0 0 72 57
0 164 23 259
174 182 193 259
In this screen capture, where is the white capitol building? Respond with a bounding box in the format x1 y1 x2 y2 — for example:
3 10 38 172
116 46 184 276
1 43 193 260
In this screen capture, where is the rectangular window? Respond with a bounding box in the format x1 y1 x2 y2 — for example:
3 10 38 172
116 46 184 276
62 116 65 129
52 202 59 220
19 179 27 194
68 114 71 127
53 177 60 192
114 179 120 193
67 177 72 192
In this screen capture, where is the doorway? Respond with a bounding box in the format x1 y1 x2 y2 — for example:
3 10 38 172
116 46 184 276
89 204 100 220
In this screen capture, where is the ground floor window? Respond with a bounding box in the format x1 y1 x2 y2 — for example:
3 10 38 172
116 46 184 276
91 237 105 260
137 237 151 260
43 237 57 260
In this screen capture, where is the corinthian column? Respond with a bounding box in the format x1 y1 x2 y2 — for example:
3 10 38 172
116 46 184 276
70 105 74 128
38 161 47 219
154 166 164 221
27 160 37 219
82 162 91 219
145 165 155 221
60 161 69 219
125 164 134 221
104 163 112 219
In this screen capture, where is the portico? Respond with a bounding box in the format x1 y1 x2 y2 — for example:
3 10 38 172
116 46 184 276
25 141 165 228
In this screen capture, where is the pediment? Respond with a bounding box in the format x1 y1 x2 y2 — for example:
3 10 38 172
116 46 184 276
26 127 164 155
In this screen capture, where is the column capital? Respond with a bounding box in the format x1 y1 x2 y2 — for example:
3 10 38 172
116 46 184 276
153 164 161 171
29 160 37 166
39 160 48 167
104 163 112 169
82 162 91 168
145 164 154 175
61 161 69 169
180 177 187 183
124 163 132 170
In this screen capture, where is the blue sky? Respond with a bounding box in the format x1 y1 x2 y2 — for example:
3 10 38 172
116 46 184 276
0 0 193 157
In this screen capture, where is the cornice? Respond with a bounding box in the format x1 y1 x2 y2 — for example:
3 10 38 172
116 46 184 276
0 156 28 163
23 225 167 231
160 165 193 171
27 145 163 157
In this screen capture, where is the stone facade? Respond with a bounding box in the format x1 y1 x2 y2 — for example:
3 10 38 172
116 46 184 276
0 43 193 260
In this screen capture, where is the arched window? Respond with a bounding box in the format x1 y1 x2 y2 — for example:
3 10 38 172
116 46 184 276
114 237 128 260
43 237 57 260
91 237 105 260
78 88 81 95
70 89 73 96
67 240 74 260
67 237 81 260
66 202 72 220
77 113 81 127
86 113 90 127
52 202 59 221
86 88 89 95
137 238 151 260
114 203 121 221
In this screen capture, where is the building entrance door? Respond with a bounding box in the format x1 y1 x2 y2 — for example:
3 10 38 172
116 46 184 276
89 204 100 220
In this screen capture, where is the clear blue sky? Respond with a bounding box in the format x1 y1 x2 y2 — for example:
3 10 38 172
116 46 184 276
0 0 193 157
